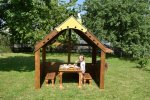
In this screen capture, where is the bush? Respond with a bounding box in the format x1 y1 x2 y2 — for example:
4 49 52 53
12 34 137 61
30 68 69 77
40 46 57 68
0 34 11 53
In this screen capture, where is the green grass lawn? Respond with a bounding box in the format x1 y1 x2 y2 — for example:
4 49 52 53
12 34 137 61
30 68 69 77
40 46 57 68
0 53 150 100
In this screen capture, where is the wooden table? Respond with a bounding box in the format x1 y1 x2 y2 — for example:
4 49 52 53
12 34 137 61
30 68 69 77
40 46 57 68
59 67 82 88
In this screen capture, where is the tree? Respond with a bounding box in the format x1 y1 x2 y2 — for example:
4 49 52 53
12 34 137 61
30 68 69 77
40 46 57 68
0 0 77 47
83 0 150 67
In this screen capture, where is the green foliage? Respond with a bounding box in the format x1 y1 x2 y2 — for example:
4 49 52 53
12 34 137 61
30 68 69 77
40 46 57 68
83 0 150 67
0 34 11 52
57 31 78 44
0 45 11 53
137 58 148 68
0 0 77 45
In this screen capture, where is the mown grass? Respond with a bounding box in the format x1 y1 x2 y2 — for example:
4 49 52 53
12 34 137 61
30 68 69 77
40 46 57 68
0 53 150 100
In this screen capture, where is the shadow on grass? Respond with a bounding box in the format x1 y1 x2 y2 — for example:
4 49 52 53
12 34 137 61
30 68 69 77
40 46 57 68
130 64 150 74
138 67 150 73
54 73 100 87
0 54 69 72
0 56 34 72
61 73 79 83
144 68 150 73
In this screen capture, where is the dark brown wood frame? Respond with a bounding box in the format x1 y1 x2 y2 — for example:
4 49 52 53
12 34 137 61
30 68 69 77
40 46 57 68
34 19 113 90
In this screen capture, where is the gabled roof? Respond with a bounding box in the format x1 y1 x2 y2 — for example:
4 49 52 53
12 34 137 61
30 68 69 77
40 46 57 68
34 16 113 53
55 16 87 32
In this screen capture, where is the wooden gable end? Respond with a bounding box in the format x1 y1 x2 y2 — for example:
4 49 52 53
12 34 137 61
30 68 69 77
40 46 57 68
55 16 87 32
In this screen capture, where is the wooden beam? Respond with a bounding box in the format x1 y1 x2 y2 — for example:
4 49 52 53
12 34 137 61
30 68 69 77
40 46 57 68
73 29 94 46
46 29 67 45
100 50 106 89
34 30 58 52
85 31 107 52
73 29 110 53
68 29 71 63
35 50 41 89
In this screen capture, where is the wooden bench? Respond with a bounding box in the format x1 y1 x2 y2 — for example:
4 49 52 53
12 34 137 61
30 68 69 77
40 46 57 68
83 73 92 85
45 72 56 87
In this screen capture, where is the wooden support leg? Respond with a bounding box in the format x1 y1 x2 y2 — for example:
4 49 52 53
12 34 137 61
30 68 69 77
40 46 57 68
89 80 92 85
45 79 48 86
84 79 86 85
52 79 54 87
78 72 82 88
59 72 63 88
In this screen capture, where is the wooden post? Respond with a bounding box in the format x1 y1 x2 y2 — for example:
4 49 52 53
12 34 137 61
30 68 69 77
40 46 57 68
35 49 41 89
42 46 46 75
100 50 105 89
68 29 71 63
